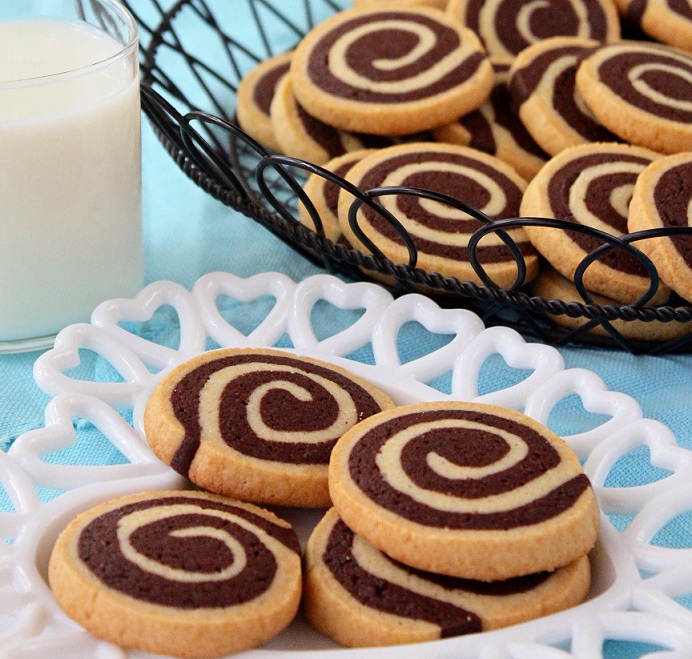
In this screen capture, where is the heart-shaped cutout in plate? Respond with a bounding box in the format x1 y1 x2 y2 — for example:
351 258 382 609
33 324 152 409
192 271 296 349
524 368 643 460
8 394 177 492
372 293 485 383
288 275 393 357
452 326 565 410
585 418 692 515
91 280 207 370
623 484 692 575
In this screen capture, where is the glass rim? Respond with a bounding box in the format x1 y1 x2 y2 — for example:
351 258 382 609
0 0 138 88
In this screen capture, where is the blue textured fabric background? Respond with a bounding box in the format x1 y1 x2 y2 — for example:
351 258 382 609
1 2 690 656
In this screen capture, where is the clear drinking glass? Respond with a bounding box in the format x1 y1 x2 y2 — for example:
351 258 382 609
0 0 143 353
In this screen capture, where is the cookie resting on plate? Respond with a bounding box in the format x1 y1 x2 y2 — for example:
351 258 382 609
143 347 394 508
48 490 302 658
328 401 600 581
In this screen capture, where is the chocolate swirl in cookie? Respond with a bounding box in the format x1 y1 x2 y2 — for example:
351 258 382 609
508 39 620 152
339 143 537 287
586 46 692 123
304 11 481 102
345 407 589 529
652 160 692 269
329 402 599 579
575 42 692 153
291 7 493 134
49 491 302 657
448 0 619 63
77 494 300 607
166 351 385 475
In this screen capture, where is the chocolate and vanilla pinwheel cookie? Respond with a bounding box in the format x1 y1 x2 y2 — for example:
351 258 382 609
629 152 692 303
337 142 539 288
144 348 394 508
299 149 375 243
271 77 398 165
48 491 302 658
236 51 292 152
434 62 549 180
446 0 620 64
521 142 670 305
303 508 591 647
508 37 621 156
328 402 600 581
575 41 692 154
290 6 494 135
614 0 692 53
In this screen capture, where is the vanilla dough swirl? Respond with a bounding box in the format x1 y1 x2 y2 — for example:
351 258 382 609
575 42 692 153
329 402 600 580
144 348 394 507
337 143 538 288
48 491 303 657
76 494 300 608
447 0 620 63
290 7 493 135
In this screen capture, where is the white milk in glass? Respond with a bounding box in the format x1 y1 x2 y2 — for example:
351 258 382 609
0 18 142 343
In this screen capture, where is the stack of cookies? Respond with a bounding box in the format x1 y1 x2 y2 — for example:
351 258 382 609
236 3 692 341
48 347 600 655
307 401 600 647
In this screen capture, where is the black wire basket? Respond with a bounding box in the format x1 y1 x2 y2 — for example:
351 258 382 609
126 0 692 355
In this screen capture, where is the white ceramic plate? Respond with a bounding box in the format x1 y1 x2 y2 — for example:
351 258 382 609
2 272 692 658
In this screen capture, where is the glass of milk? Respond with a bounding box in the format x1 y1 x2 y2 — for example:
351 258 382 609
0 0 142 352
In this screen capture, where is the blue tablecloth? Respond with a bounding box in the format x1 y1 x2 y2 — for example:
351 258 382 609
1 3 691 656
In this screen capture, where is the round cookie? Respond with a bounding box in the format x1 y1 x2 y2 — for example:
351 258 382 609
304 508 591 647
328 401 601 581
615 0 692 53
446 0 620 64
236 51 292 152
270 76 397 165
290 6 494 135
48 490 302 658
575 41 692 154
508 37 621 156
520 142 670 305
434 62 549 180
143 348 395 508
530 264 692 341
299 149 375 243
337 142 539 289
628 152 692 303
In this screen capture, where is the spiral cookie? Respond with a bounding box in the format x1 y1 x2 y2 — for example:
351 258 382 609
143 348 394 508
446 0 620 64
48 491 302 658
575 41 692 154
270 77 398 165
303 508 591 647
615 0 692 53
434 63 549 180
329 402 600 581
628 152 692 303
508 37 621 156
236 51 292 152
299 149 374 244
521 142 670 305
337 142 538 288
290 6 494 135
531 265 692 341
